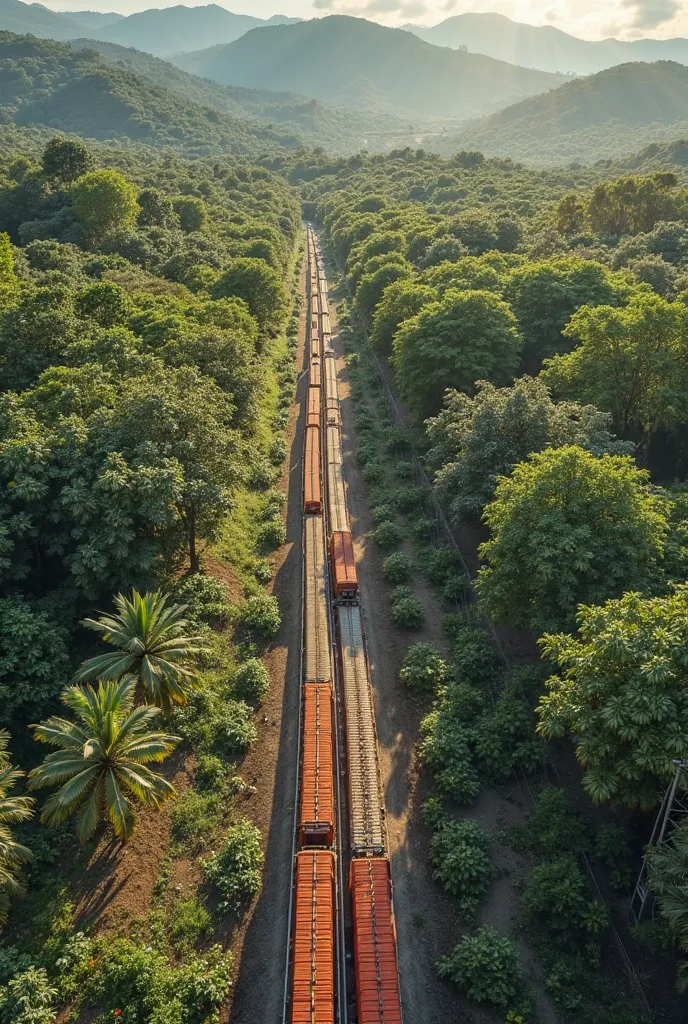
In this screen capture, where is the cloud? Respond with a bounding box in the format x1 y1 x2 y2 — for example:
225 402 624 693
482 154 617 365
312 0 432 16
620 0 681 28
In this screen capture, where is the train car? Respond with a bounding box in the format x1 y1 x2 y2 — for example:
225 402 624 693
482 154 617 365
310 357 322 389
321 310 332 337
326 426 348 534
304 425 322 515
299 682 335 847
307 386 322 430
330 530 358 603
325 397 340 427
311 326 321 361
304 514 331 684
337 605 385 854
324 355 338 402
291 850 336 1024
350 858 402 1024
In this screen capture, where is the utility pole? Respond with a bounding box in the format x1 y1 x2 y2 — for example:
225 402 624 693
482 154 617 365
630 759 688 922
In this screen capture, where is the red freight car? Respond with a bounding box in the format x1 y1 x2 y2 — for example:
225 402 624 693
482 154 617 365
350 857 402 1024
311 357 322 388
307 386 321 430
299 682 335 847
330 530 358 602
304 425 322 514
291 850 336 1024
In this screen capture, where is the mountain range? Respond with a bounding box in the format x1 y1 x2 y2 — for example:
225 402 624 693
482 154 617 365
405 13 688 76
173 16 565 120
448 60 688 167
0 0 299 55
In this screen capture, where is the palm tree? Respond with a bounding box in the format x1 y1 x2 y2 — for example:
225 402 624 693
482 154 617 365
28 678 180 843
72 589 209 716
0 731 34 925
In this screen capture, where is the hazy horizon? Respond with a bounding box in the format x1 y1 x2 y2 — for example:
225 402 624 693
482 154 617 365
34 0 688 45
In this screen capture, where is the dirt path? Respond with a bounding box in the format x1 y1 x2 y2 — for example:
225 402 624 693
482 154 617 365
226 258 308 1023
329 301 468 1024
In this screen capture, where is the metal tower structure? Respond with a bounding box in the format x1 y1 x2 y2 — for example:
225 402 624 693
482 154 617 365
630 758 688 923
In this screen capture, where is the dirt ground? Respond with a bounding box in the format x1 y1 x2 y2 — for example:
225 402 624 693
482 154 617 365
225 258 308 1022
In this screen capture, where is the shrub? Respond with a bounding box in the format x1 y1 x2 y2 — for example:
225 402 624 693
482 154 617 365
410 515 434 541
385 427 411 454
443 573 470 604
213 700 257 756
248 459 275 490
374 520 403 551
268 436 287 465
420 689 483 803
195 753 228 790
394 460 414 480
372 502 396 524
168 897 212 950
257 517 286 549
171 789 220 849
392 596 425 629
205 818 263 911
430 818 494 914
0 966 57 1024
262 489 286 518
394 485 427 513
234 594 281 644
437 927 523 1008
383 551 412 584
171 572 230 628
509 788 588 861
363 462 385 485
425 546 459 586
524 856 607 943
449 618 498 690
232 658 270 704
253 559 273 584
399 643 448 696
594 825 634 891
356 438 377 465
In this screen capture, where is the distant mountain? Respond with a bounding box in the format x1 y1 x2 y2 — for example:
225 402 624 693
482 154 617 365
0 31 302 156
173 15 566 120
404 12 688 76
70 37 424 154
0 2 300 56
446 61 688 167
90 4 300 58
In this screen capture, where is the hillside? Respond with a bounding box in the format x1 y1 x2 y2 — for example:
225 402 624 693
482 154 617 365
0 1 298 55
405 12 688 75
69 38 426 155
447 61 688 167
173 15 566 120
0 32 302 156
89 5 301 59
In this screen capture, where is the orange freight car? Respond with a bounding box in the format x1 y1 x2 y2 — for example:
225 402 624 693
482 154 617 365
291 850 336 1024
331 531 358 602
304 425 322 514
350 857 402 1024
307 386 322 430
299 683 335 847
311 358 322 388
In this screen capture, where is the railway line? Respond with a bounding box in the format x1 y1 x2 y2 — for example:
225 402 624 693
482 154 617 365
283 228 403 1024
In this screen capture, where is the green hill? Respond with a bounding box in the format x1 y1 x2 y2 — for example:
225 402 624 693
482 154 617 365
0 32 302 157
69 37 427 155
173 15 565 120
446 61 688 167
405 12 688 75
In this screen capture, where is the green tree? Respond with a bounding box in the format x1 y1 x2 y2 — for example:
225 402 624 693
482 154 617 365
542 291 688 447
75 281 133 328
392 289 522 423
0 732 34 927
539 586 688 808
41 136 93 184
556 193 587 236
477 446 668 634
370 279 436 353
437 927 523 1008
587 173 679 236
137 187 173 228
0 235 17 311
173 196 206 234
71 170 138 243
73 589 208 715
355 261 412 322
426 377 631 523
0 598 71 725
29 677 179 842
212 258 285 333
0 966 56 1024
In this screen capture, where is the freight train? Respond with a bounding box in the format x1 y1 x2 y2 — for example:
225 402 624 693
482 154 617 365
287 228 402 1024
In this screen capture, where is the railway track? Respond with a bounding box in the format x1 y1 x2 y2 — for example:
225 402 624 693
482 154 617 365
282 228 403 1024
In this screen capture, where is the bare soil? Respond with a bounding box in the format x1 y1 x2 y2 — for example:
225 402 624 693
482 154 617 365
225 259 308 1022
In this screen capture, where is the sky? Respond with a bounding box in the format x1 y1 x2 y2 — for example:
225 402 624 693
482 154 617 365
42 0 688 42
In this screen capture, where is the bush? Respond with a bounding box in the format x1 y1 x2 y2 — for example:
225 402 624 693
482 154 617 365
252 558 273 584
509 788 588 861
394 485 427 513
420 689 483 803
171 572 230 628
205 818 263 911
524 856 607 944
363 462 385 485
410 515 434 541
234 594 281 644
0 966 57 1024
213 699 257 756
391 594 425 629
595 824 634 891
399 643 448 696
385 427 411 454
372 502 396 524
425 546 459 586
168 897 212 950
268 436 287 465
374 520 403 551
232 658 270 704
257 517 286 549
356 438 378 465
443 573 470 604
437 927 523 1008
394 460 414 480
195 753 228 790
383 552 412 584
171 789 220 849
430 818 493 915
